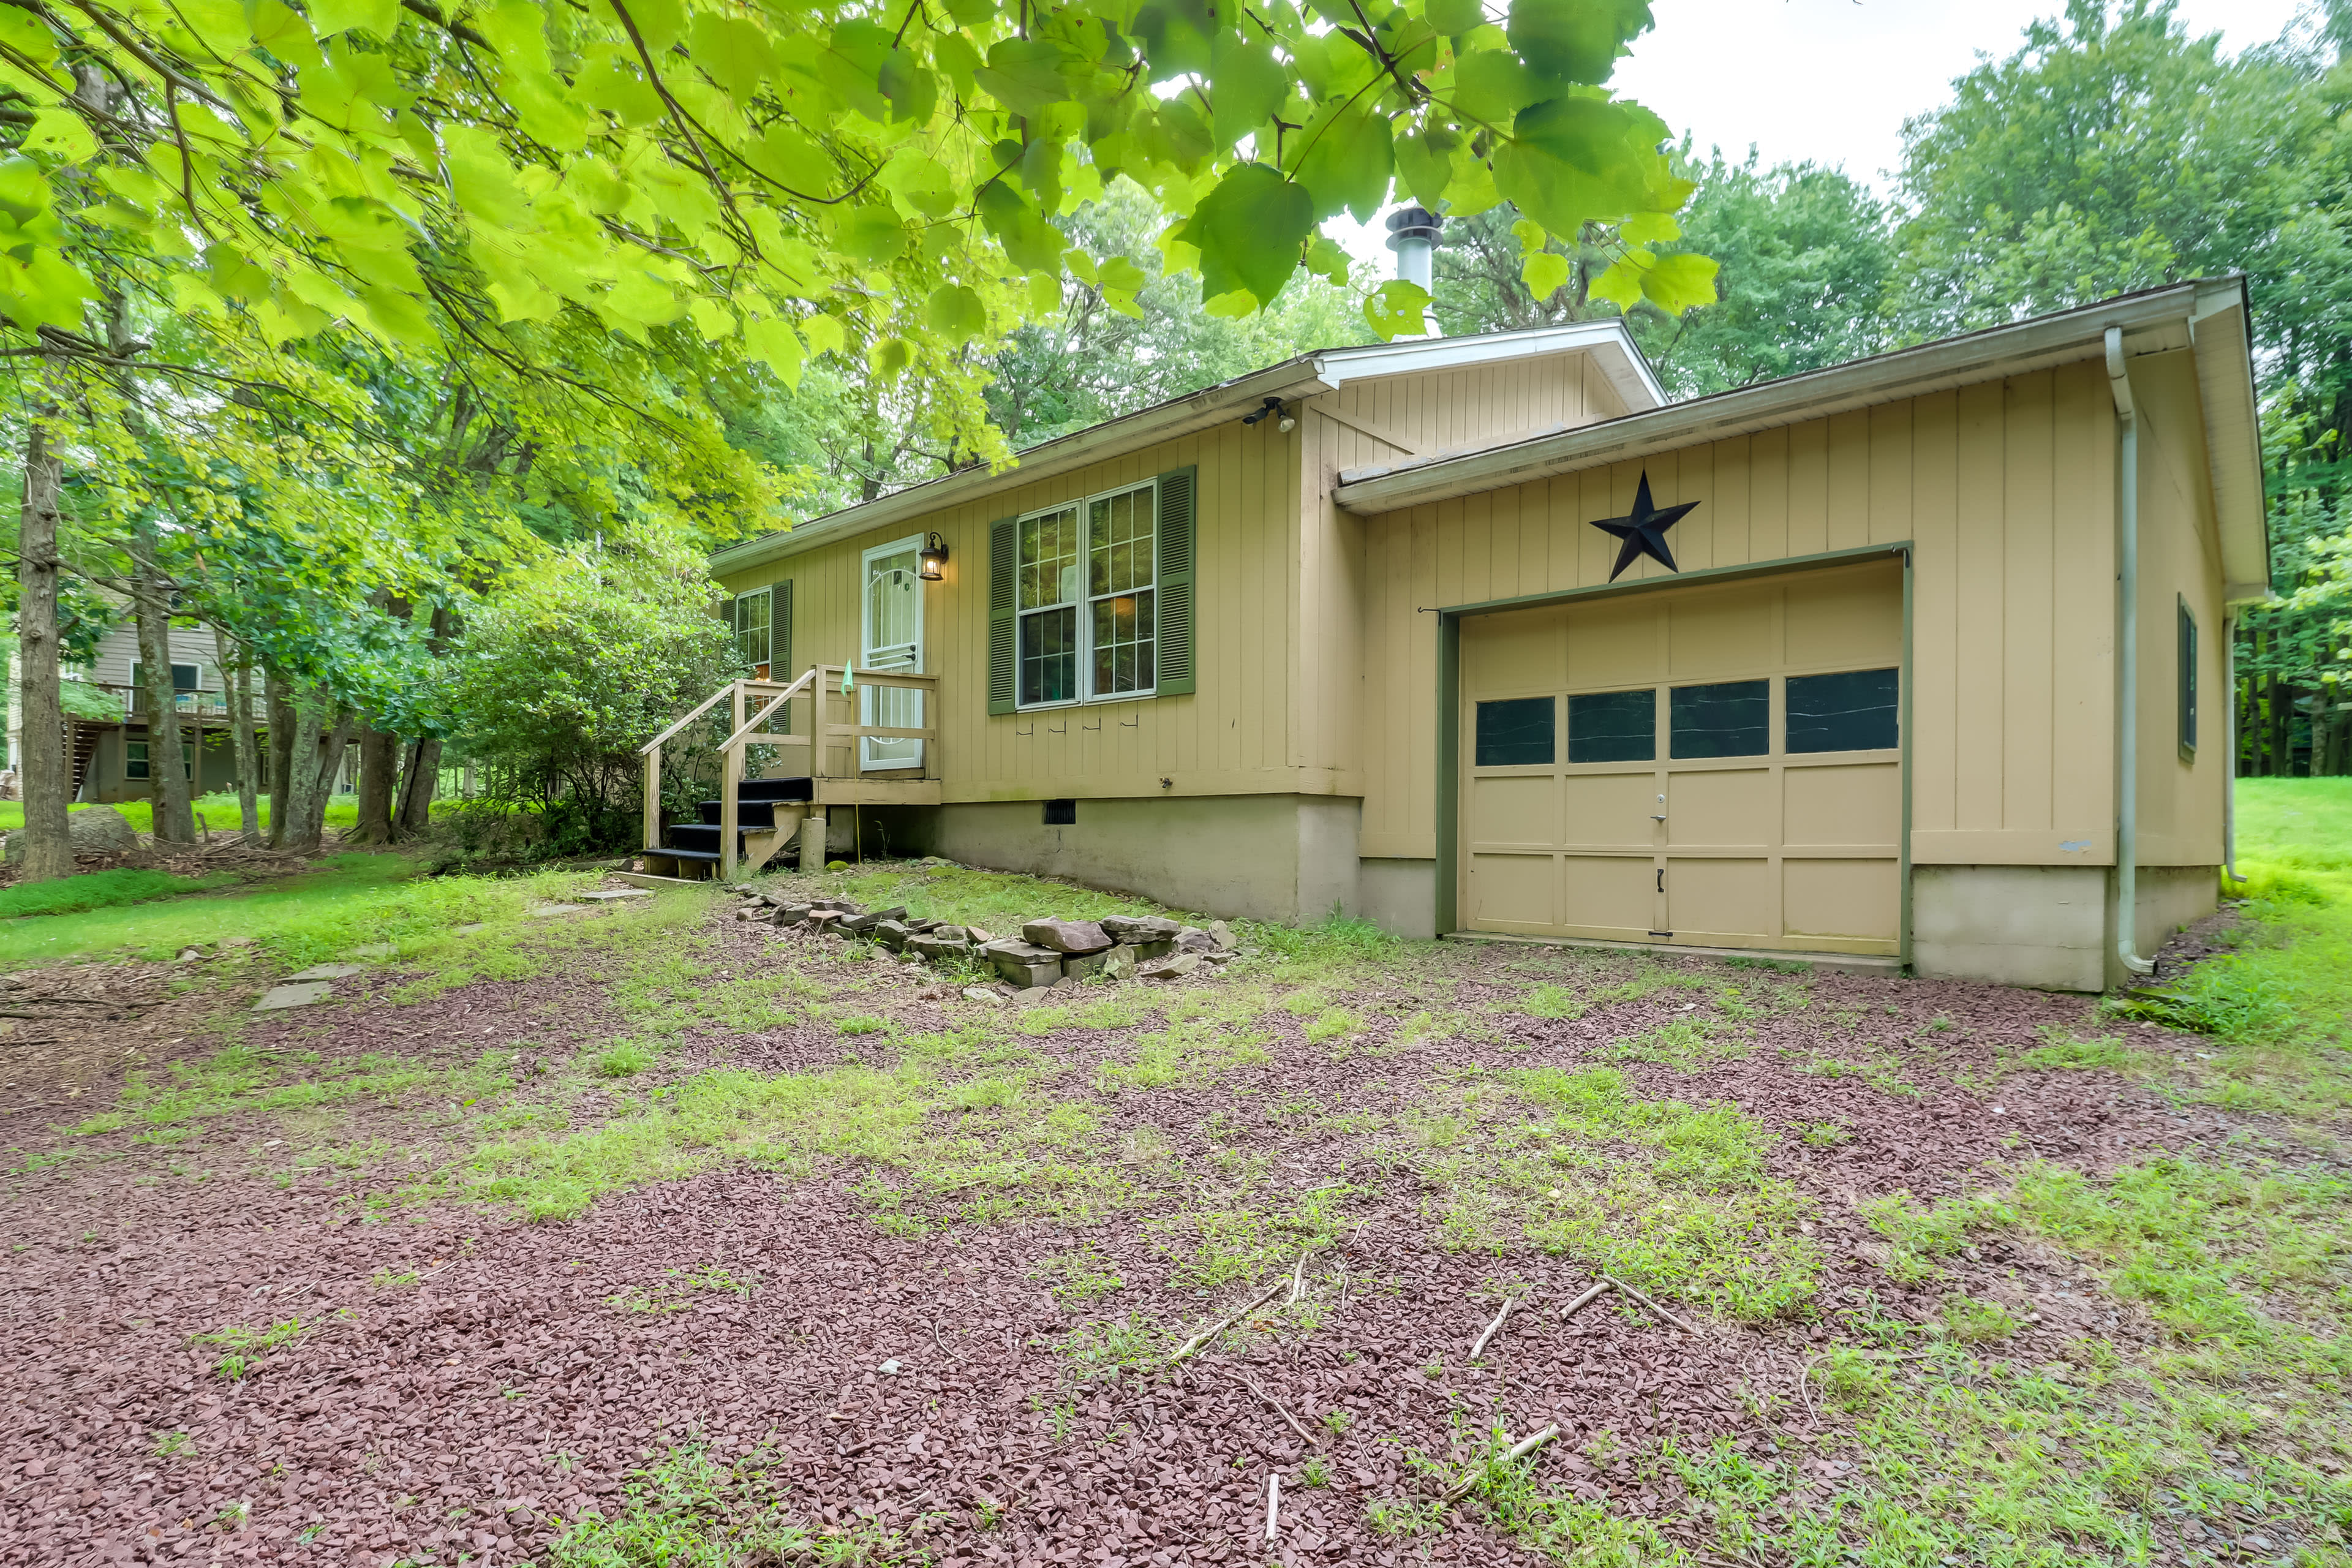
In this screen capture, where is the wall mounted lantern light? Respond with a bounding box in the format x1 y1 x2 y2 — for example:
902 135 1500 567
918 532 949 581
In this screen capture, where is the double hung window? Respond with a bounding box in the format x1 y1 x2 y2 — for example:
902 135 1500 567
1016 480 1156 707
731 589 772 673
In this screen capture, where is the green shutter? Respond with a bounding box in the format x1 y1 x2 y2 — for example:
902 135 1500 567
775 579 793 680
1155 466 1197 696
775 580 794 732
988 517 1018 714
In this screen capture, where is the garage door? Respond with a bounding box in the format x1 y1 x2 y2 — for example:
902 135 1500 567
1460 559 1902 956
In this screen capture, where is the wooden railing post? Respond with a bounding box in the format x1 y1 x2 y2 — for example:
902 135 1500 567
644 743 661 854
720 680 744 881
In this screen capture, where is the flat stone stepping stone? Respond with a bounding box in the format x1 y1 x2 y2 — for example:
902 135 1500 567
578 889 652 901
348 944 396 959
254 982 332 1011
284 963 365 982
526 902 593 918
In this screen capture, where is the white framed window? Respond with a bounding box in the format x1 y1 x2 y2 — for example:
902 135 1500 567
731 588 772 673
1016 478 1157 709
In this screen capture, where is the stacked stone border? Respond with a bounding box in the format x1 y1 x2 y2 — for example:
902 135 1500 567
729 887 1240 1002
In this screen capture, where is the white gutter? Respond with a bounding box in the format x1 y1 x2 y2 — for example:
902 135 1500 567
2108 326 2156 979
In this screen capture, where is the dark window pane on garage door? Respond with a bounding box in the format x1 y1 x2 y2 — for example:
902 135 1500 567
1786 667 1899 753
1567 688 1655 763
1476 697 1555 766
1670 680 1769 758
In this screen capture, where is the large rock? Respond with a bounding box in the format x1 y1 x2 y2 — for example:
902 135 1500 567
1138 952 1202 981
982 939 1063 989
1023 918 1112 954
840 906 907 934
872 919 913 951
4 805 137 864
1101 914 1182 943
1103 945 1141 980
907 933 970 963
1172 927 1218 954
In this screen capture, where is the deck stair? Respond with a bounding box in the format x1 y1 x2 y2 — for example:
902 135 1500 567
638 664 941 883
644 776 810 880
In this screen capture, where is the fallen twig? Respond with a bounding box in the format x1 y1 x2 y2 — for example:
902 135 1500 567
1442 1423 1561 1502
1286 1246 1310 1306
929 1319 962 1363
1559 1281 1612 1319
1600 1273 1701 1335
1468 1295 1517 1360
1167 1277 1287 1366
1264 1472 1280 1542
1226 1366 1316 1447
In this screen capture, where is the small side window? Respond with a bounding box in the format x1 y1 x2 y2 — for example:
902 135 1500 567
1475 697 1555 767
2177 598 2198 760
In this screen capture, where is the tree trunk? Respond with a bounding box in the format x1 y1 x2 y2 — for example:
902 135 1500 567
224 643 263 845
131 524 197 843
265 671 293 846
396 737 443 837
308 712 358 847
394 608 453 839
14 424 72 883
352 728 398 844
275 693 330 853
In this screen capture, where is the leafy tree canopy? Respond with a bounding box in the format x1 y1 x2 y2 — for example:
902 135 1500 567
1 0 1715 464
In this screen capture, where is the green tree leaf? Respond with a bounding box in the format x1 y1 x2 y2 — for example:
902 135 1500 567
1507 0 1654 88
1174 162 1313 307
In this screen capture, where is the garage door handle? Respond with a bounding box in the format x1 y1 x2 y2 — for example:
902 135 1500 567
1656 869 1664 893
1651 813 1667 821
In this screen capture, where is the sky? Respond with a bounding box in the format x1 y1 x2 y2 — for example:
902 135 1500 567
1334 0 2313 265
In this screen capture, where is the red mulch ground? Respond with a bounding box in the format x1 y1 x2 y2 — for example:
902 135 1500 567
0 905 2260 1567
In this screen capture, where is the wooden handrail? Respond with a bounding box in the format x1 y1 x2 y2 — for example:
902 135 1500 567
718 667 815 750
638 680 739 756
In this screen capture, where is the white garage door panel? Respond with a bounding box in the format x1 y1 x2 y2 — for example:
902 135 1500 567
1461 559 1902 957
1468 852 1556 929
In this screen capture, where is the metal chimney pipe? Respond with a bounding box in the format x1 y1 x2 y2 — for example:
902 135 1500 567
1385 205 1442 291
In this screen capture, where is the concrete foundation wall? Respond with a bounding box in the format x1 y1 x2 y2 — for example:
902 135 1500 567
919 793 1364 924
1359 858 1438 938
2133 863 2219 958
1912 864 2108 992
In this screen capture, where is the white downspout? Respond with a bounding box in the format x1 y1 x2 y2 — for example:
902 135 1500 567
2223 611 2244 886
2108 326 2156 977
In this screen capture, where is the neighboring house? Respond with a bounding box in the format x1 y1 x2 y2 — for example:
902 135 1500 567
703 281 2266 993
4 620 267 807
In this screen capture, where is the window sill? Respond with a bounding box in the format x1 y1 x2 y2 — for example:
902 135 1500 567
1012 691 1159 714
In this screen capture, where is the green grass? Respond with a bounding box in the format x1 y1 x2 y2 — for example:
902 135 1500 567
2099 779 2352 1115
0 791 360 837
0 852 636 970
546 1443 918 1566
1404 1065 1819 1319
0 866 243 919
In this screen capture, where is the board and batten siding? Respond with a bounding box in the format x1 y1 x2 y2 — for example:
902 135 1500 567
718 419 1308 803
1294 350 1632 793
1357 356 2168 872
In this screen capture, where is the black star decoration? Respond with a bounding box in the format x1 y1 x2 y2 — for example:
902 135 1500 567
1589 470 1699 581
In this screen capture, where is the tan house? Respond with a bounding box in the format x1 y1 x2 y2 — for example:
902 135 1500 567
692 281 2266 992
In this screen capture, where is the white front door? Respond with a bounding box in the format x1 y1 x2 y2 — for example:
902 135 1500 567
861 538 924 771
